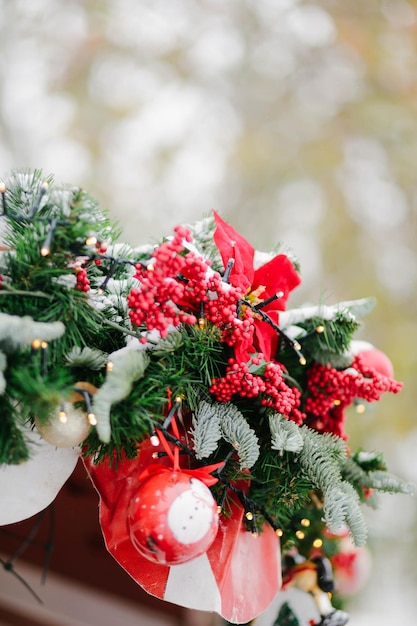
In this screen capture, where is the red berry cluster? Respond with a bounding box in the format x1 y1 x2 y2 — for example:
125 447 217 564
259 362 303 419
203 275 255 360
177 253 214 306
75 266 90 292
210 356 304 419
127 225 257 355
127 226 197 339
304 355 403 438
178 256 256 359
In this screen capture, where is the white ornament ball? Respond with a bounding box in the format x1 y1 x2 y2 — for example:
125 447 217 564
35 403 91 448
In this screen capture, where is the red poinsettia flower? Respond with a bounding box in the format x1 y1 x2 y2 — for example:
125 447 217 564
213 211 301 361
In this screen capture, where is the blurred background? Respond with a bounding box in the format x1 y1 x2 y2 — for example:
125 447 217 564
0 0 416 624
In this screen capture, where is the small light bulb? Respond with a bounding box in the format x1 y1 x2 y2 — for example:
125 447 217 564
316 325 325 333
40 246 50 257
300 518 311 527
217 505 223 514
299 356 307 366
175 395 183 405
276 528 283 537
356 403 366 414
245 511 254 521
41 341 48 349
294 341 301 351
150 434 160 447
152 452 159 459
32 339 42 349
313 538 323 548
251 532 259 538
333 399 341 406
0 182 6 193
58 411 68 424
87 412 97 426
198 317 205 329
106 360 114 372
295 530 305 540
85 235 98 246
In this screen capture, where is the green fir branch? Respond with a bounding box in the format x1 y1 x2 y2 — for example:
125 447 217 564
65 346 108 370
367 470 414 495
190 400 222 459
269 413 304 454
323 482 367 546
0 396 31 464
151 330 184 355
216 402 260 469
190 399 261 469
248 447 314 536
297 426 368 545
341 455 414 500
0 286 52 299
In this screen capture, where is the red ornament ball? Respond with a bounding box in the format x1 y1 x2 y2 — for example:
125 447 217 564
128 470 219 565
352 341 394 378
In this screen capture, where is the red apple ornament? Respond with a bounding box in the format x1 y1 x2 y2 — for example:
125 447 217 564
128 469 219 565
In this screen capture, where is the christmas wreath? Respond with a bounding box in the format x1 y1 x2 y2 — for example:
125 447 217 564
0 171 412 625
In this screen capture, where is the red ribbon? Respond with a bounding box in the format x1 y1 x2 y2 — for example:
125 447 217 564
138 419 224 487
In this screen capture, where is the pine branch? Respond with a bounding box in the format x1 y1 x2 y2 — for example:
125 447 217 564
189 400 222 459
216 402 260 469
367 470 414 495
323 481 367 546
297 426 368 545
190 400 260 469
0 395 30 464
65 346 108 370
269 413 304 454
341 455 414 499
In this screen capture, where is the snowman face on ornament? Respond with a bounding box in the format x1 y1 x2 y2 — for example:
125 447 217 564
128 471 219 565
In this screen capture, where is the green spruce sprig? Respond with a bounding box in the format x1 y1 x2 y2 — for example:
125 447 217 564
190 400 260 469
341 454 414 503
297 426 368 545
